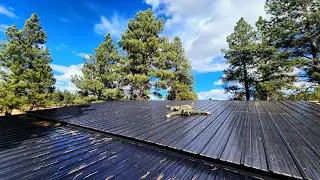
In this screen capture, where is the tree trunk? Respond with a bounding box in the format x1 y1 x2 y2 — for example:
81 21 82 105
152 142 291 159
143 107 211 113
312 53 319 84
5 110 11 116
243 64 250 101
244 81 250 101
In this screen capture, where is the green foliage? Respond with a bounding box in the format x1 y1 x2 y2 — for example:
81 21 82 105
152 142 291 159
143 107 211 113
266 0 320 84
22 14 56 109
51 90 64 106
254 17 296 100
73 96 89 105
0 81 28 114
287 86 320 101
164 37 197 100
1 10 196 110
220 1 319 101
72 33 123 101
0 26 28 113
222 18 257 100
119 9 164 100
62 90 76 106
0 14 55 113
103 88 124 101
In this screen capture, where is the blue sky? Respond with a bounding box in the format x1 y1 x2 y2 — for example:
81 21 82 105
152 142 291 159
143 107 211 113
0 0 267 99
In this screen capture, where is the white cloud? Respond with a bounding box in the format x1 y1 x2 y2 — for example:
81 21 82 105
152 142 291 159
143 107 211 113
76 53 91 60
285 67 302 76
293 81 316 89
146 0 266 72
0 24 8 32
197 88 232 100
191 56 229 73
50 63 83 91
214 79 223 85
37 44 47 50
94 14 127 37
0 4 18 19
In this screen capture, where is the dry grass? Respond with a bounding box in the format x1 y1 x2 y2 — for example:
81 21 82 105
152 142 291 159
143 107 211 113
0 105 60 116
0 109 25 116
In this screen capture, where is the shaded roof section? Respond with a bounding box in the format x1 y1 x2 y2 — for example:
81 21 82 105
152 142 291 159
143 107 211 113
0 115 256 180
28 100 320 179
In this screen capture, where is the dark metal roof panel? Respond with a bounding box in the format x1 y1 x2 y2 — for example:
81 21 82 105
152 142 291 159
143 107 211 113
0 115 254 180
28 100 320 179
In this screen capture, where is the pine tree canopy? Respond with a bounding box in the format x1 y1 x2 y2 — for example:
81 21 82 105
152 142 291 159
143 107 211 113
72 33 123 101
0 13 55 113
254 16 296 100
222 18 257 100
119 9 164 100
266 0 320 84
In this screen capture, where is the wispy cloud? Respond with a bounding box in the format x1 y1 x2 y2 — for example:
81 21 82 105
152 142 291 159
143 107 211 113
76 52 91 60
84 2 99 12
197 88 231 100
213 79 223 86
94 14 127 37
0 4 18 19
58 17 71 23
50 63 83 91
0 24 8 32
56 44 68 50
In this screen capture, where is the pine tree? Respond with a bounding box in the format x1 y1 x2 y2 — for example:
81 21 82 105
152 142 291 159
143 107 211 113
166 37 197 100
0 26 28 114
266 0 320 84
51 90 64 107
72 33 123 101
222 18 257 100
255 17 296 100
119 9 164 100
22 14 56 109
62 90 76 106
0 14 55 113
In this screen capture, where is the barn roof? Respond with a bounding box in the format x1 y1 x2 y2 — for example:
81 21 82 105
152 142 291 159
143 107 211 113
2 100 320 179
0 115 255 179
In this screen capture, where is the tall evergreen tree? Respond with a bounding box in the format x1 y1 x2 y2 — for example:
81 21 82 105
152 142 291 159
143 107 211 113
222 18 257 100
0 26 28 114
266 0 320 84
0 14 55 113
255 17 296 100
22 13 56 109
165 37 197 100
119 9 164 100
72 33 123 101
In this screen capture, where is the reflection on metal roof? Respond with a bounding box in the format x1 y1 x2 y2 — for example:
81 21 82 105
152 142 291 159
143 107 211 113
0 115 257 179
28 100 320 179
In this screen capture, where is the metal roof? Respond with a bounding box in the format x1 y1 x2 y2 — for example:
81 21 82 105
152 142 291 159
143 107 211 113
0 115 258 179
28 100 320 179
